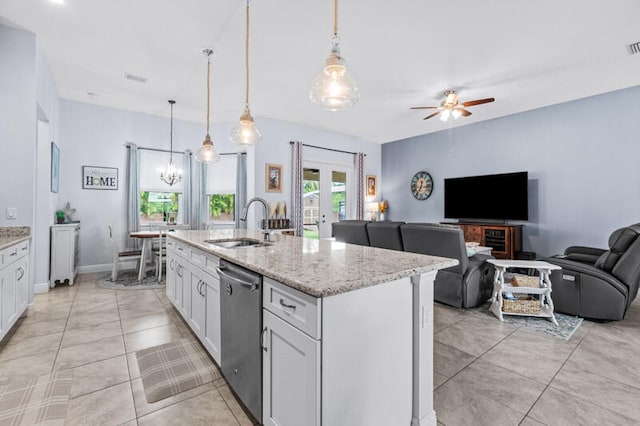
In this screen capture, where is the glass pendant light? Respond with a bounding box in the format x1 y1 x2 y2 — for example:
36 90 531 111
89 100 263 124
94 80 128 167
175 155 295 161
195 48 220 163
160 100 183 186
230 0 261 145
309 0 359 111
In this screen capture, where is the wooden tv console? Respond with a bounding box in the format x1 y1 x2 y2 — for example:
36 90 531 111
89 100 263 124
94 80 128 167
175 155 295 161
441 222 522 259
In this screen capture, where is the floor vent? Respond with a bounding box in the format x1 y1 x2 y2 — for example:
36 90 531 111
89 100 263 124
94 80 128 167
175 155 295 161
629 41 640 55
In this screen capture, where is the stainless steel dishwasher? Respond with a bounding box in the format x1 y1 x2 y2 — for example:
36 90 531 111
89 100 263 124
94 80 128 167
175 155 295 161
216 259 262 421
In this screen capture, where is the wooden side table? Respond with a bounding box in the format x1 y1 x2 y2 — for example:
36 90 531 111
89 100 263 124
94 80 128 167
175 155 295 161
487 259 561 325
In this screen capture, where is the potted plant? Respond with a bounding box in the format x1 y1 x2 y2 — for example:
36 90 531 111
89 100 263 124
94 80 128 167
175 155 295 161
55 210 66 224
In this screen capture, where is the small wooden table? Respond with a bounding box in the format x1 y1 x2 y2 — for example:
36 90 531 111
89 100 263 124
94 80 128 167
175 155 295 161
129 231 159 281
487 259 561 325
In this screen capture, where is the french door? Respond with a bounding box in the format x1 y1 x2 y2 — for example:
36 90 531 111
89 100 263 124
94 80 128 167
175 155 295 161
302 161 352 239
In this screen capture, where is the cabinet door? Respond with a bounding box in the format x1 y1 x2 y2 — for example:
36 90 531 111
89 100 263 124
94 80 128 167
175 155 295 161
204 276 221 364
263 310 320 426
14 257 28 313
175 261 187 318
189 270 206 337
165 253 177 302
180 261 191 318
2 265 17 328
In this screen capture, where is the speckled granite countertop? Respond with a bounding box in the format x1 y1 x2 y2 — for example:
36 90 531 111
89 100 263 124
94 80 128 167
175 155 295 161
0 227 31 251
169 229 458 298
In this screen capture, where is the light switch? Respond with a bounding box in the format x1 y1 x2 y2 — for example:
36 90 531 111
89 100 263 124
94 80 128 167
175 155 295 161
6 208 16 219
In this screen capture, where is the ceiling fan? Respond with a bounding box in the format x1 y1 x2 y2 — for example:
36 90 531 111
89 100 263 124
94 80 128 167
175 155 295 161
411 90 495 121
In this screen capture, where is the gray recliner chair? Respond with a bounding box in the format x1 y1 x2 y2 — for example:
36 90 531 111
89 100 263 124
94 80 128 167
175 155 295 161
547 223 640 321
332 220 370 246
366 221 405 251
400 223 495 309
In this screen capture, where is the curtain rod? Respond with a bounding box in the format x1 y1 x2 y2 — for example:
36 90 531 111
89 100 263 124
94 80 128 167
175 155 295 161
289 141 366 157
126 145 245 156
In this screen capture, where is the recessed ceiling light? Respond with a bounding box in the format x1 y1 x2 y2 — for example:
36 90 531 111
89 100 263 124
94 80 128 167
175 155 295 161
49 0 64 5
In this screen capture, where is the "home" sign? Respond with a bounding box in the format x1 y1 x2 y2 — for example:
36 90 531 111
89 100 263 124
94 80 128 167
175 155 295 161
82 166 118 190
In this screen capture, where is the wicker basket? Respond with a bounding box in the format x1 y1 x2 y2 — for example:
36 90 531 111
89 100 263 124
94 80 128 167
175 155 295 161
511 274 540 288
502 296 540 314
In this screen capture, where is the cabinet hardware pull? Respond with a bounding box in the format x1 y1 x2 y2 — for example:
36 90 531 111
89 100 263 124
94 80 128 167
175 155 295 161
10 251 16 257
17 267 24 281
21 246 27 251
177 265 183 278
261 327 268 352
279 299 296 311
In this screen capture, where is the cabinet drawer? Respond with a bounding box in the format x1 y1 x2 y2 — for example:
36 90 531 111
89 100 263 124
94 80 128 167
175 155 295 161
1 240 29 267
174 241 189 258
204 254 219 275
263 277 321 339
189 247 205 268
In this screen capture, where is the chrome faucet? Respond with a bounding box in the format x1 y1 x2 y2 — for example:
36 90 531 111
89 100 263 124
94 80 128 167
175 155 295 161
241 197 271 241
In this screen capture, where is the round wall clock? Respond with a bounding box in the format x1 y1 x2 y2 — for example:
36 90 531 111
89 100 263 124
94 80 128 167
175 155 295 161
410 171 433 200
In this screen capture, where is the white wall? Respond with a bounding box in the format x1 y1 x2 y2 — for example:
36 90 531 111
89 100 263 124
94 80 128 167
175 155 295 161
58 100 381 268
0 25 36 228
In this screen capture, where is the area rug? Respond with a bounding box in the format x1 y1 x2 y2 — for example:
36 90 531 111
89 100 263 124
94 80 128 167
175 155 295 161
95 270 164 290
136 339 221 403
501 312 584 340
0 372 72 426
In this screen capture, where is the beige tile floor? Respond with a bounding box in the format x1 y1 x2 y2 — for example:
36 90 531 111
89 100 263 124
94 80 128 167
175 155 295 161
0 273 258 426
1 273 639 425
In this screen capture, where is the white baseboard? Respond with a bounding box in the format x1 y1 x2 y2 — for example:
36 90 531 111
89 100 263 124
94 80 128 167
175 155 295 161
34 282 50 294
77 261 137 274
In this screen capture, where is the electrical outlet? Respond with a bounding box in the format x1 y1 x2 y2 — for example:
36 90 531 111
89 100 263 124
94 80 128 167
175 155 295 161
6 208 16 219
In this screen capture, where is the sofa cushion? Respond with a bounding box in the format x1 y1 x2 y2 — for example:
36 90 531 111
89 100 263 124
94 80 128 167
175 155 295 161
332 220 371 246
366 221 405 251
595 226 640 273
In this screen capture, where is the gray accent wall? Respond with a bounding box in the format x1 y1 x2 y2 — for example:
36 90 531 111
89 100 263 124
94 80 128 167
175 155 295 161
381 85 640 257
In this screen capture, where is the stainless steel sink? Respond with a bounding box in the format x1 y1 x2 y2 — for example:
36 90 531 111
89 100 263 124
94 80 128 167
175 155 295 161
205 238 271 249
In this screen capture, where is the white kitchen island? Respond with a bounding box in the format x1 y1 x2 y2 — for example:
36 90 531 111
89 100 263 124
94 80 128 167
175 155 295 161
166 229 457 426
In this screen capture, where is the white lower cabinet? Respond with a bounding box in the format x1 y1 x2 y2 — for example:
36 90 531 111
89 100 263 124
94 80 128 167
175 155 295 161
263 310 320 426
165 238 221 365
50 224 79 287
189 268 206 337
0 239 30 342
203 276 221 364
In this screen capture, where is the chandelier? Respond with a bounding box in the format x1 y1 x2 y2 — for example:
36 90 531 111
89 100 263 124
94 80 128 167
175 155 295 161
160 100 182 186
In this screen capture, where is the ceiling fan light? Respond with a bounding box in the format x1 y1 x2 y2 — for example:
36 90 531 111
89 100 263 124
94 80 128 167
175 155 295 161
195 135 220 163
230 109 262 145
309 44 359 111
440 109 451 122
451 109 462 119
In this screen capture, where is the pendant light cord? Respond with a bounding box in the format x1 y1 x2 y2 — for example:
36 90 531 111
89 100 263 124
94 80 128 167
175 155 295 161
333 0 338 37
169 101 174 161
245 0 250 108
206 54 211 135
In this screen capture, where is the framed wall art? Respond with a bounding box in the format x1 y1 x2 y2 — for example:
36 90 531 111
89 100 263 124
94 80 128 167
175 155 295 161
266 163 283 193
366 175 377 197
82 166 119 190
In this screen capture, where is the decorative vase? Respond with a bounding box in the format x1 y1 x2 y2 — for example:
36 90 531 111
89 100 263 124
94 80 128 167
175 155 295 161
56 217 65 224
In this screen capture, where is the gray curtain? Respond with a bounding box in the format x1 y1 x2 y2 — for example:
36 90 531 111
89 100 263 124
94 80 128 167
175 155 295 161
290 141 303 236
355 152 365 220
235 153 247 229
125 143 140 248
193 161 207 230
182 150 192 227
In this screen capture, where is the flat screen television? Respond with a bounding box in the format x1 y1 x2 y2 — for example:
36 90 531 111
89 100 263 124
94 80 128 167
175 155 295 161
444 171 528 221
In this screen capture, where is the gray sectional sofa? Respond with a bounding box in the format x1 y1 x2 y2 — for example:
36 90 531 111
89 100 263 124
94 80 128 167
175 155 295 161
332 221 495 309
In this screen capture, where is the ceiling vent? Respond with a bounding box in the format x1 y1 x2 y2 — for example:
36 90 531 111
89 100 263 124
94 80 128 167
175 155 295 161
629 41 640 55
124 73 147 83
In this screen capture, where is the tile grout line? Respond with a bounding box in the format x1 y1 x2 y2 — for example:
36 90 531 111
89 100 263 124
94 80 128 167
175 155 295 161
115 287 140 425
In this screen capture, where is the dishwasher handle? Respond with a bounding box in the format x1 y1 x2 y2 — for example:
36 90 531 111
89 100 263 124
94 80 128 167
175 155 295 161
216 266 259 291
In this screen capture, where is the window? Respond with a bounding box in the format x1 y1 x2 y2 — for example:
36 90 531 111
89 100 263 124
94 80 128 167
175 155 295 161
139 149 184 224
206 155 236 225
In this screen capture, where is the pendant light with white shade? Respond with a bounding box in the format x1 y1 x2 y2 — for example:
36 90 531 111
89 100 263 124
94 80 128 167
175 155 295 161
160 100 183 186
195 48 220 163
309 0 359 111
230 0 261 145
